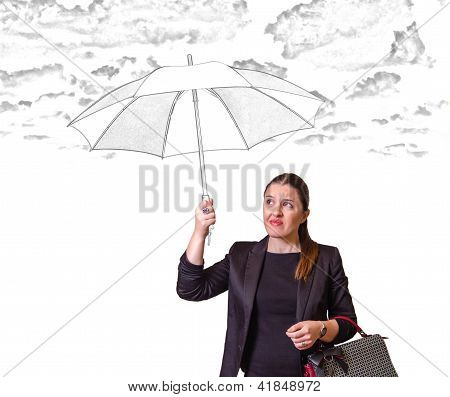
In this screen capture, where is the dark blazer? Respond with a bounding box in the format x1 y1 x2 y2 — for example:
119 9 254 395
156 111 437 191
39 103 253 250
176 234 358 377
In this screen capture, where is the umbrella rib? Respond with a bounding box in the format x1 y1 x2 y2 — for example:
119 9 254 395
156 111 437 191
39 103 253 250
201 84 323 102
69 124 95 152
67 71 156 126
249 86 315 128
243 86 324 101
224 64 253 87
81 147 167 158
161 91 185 158
207 88 249 150
91 96 141 150
68 99 134 127
230 66 322 101
163 147 251 158
135 67 161 93
70 89 187 127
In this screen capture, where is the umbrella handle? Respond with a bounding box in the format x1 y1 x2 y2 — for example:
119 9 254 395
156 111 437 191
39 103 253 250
202 193 214 246
207 227 213 246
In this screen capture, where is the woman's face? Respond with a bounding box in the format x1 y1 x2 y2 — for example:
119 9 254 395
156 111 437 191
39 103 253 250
263 183 309 240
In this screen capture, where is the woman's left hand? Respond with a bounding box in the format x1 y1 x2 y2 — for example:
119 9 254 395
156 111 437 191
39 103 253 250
285 320 322 350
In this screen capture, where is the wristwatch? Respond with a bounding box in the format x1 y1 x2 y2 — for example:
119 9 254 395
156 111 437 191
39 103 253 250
319 321 327 338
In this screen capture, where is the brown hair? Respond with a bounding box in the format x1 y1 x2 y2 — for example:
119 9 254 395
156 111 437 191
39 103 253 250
264 173 319 281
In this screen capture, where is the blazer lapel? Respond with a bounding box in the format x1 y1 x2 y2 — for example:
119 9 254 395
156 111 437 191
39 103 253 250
243 234 318 328
243 234 269 326
296 258 317 322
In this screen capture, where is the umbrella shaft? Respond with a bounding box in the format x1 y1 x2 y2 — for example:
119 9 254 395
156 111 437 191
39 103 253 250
191 88 208 197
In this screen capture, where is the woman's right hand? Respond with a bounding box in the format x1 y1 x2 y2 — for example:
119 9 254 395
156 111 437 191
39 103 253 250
194 198 215 239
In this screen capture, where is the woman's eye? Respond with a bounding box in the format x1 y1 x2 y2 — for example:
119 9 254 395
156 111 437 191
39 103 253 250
265 199 292 207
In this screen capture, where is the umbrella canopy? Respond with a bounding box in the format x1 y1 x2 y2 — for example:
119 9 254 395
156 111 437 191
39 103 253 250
67 57 324 158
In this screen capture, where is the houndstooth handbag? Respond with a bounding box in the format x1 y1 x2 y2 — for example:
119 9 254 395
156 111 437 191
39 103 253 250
302 315 398 377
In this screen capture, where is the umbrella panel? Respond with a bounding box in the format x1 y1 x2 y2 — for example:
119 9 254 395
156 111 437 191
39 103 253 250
211 87 318 148
94 91 180 155
162 88 247 157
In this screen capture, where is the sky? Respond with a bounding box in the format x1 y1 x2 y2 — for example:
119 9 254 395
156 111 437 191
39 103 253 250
0 0 448 159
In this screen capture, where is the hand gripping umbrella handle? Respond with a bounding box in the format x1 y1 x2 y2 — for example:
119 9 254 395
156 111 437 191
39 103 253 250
202 194 214 246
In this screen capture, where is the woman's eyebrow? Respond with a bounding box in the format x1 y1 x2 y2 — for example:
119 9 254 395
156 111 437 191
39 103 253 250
265 195 294 202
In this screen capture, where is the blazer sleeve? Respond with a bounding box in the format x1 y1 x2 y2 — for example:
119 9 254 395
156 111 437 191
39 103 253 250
327 247 358 344
176 242 237 301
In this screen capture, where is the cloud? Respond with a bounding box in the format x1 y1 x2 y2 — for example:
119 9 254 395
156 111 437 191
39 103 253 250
23 134 51 140
2 0 251 48
426 99 448 109
130 69 153 79
0 64 64 88
39 110 71 121
309 90 334 105
78 79 101 95
232 59 287 78
309 90 335 119
368 149 391 156
67 74 77 85
322 121 356 133
117 56 136 68
372 118 389 125
146 56 160 68
79 51 95 59
346 71 401 99
342 135 362 141
103 152 116 160
79 97 94 106
413 105 432 116
368 142 427 157
408 150 427 158
264 0 413 70
397 127 429 134
385 21 434 67
70 143 90 151
294 134 335 145
390 113 403 121
91 65 120 80
36 91 75 101
0 101 18 112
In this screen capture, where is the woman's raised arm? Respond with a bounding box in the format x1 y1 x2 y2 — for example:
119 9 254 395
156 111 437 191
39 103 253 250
176 197 235 301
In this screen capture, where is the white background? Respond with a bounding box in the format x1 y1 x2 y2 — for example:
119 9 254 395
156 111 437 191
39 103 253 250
1 0 449 395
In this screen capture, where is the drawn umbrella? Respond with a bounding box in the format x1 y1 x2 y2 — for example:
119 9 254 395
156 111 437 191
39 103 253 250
67 54 325 245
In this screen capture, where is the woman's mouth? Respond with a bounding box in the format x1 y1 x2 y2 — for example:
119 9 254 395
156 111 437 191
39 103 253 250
269 220 283 226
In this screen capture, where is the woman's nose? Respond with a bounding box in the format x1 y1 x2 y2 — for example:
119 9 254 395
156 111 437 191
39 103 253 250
272 206 283 216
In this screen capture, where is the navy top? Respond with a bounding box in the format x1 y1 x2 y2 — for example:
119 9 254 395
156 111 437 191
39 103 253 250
242 251 303 377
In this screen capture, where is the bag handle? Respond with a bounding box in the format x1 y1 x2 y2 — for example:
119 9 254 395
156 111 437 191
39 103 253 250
329 315 389 339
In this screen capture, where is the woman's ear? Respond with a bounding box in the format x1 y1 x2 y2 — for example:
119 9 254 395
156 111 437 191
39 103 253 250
301 209 310 222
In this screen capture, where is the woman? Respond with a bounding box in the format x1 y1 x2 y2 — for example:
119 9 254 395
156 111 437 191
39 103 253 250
176 173 358 377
